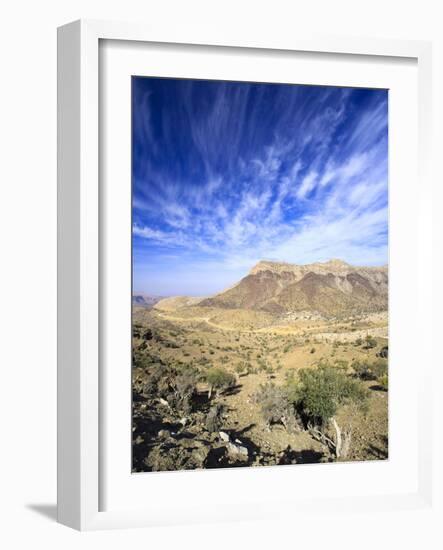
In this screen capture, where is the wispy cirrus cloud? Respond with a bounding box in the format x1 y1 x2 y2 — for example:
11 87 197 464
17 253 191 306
132 78 388 295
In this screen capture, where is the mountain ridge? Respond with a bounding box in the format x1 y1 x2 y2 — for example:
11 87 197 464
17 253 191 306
199 259 388 317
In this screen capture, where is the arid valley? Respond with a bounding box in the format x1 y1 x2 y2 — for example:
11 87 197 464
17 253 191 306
132 259 389 472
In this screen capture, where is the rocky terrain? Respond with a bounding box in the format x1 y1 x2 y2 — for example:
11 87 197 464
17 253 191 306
132 259 389 472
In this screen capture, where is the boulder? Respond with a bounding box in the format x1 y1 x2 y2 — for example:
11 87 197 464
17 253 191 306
227 441 249 460
219 431 230 442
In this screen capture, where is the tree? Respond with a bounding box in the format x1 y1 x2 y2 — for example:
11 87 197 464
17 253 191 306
289 365 368 459
205 367 236 399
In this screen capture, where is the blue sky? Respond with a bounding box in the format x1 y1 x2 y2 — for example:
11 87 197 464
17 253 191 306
132 77 388 296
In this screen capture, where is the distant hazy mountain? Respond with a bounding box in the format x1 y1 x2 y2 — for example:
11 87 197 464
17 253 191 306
200 259 388 317
153 296 205 311
132 294 164 308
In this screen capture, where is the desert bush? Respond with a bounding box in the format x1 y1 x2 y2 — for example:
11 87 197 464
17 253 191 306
205 403 225 432
247 364 257 375
257 359 269 372
173 366 200 414
234 363 243 375
310 347 316 354
235 362 248 376
352 360 373 380
142 364 167 398
354 337 363 346
364 335 377 349
334 359 349 371
163 340 180 349
371 358 388 379
205 367 236 398
378 373 388 391
353 358 387 381
287 365 368 459
254 383 301 433
285 370 296 383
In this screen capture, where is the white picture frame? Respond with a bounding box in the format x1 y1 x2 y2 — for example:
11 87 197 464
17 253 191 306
57 19 434 531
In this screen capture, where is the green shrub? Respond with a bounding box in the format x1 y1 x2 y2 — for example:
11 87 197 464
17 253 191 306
205 367 236 398
288 365 368 426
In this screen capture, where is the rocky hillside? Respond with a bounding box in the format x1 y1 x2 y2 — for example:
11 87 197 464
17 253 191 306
200 259 388 317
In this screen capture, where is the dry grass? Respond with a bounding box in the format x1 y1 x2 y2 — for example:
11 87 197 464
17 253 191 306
133 304 388 465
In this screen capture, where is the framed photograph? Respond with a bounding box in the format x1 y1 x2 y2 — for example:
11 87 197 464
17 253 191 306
57 20 433 530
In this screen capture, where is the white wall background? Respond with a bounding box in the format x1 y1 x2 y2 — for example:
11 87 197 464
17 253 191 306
0 1 441 548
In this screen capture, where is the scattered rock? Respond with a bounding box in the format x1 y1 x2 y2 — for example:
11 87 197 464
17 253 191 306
219 431 230 442
227 441 249 460
145 438 209 471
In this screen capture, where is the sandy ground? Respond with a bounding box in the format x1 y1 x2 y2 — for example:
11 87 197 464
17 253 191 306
133 305 388 465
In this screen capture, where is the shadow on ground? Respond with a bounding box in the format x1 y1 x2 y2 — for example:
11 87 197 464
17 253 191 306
26 504 57 522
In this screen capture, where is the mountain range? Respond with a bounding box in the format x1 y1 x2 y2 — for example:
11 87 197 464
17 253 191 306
199 259 388 317
136 259 388 318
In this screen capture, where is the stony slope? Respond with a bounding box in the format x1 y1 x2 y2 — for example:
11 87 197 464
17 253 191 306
200 259 388 317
